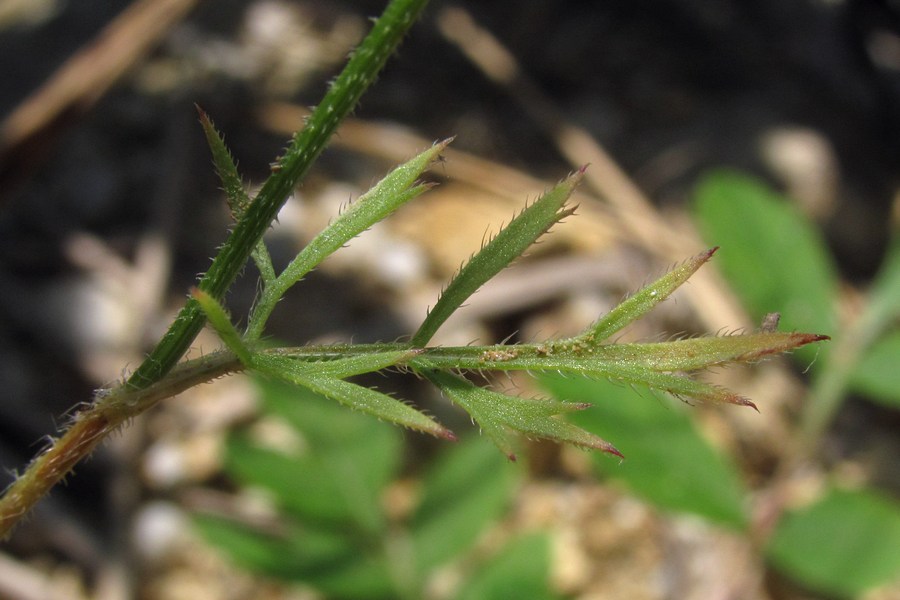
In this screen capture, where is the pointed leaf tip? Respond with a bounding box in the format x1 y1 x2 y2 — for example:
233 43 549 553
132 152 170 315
730 394 759 412
584 247 719 343
690 246 718 268
605 444 625 460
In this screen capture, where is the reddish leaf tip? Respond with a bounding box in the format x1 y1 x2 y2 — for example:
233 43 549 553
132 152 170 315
604 444 625 460
784 332 831 350
437 428 458 442
506 452 518 462
731 394 759 412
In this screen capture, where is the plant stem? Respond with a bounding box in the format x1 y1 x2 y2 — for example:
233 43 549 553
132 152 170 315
0 0 430 538
0 350 243 538
798 239 900 454
127 0 431 390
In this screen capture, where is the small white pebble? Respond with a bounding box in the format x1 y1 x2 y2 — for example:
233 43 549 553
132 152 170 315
132 501 189 563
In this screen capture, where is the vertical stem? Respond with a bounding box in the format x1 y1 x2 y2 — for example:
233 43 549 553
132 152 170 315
127 0 431 390
0 0 431 538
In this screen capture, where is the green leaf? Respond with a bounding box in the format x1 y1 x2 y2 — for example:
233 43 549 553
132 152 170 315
411 169 582 346
455 533 560 600
198 107 274 280
198 107 251 219
540 374 748 529
692 171 837 363
846 237 900 408
767 487 900 598
127 0 432 388
584 247 717 343
193 515 396 599
253 353 455 440
411 436 520 573
247 139 451 340
866 236 900 324
588 332 831 372
423 370 620 460
202 378 406 598
192 288 252 365
850 331 900 407
224 378 402 532
252 348 419 380
407 330 827 410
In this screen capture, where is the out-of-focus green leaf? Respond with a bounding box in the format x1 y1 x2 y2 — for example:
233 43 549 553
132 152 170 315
847 238 900 408
540 375 748 529
224 377 403 532
193 515 396 599
692 171 837 363
411 436 520 573
850 331 900 407
767 487 900 598
866 237 900 322
455 533 560 600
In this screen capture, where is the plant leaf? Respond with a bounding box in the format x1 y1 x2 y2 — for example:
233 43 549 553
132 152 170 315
411 435 519 573
197 107 276 284
423 369 620 460
222 378 401 532
411 168 583 346
126 0 433 390
252 348 419 380
192 288 252 365
585 332 830 372
420 331 828 377
198 107 250 219
692 171 838 364
865 236 900 324
767 487 900 598
456 533 561 600
582 247 718 343
540 374 748 528
193 516 396 598
847 237 900 407
245 139 451 340
198 378 403 597
254 358 454 441
850 331 900 407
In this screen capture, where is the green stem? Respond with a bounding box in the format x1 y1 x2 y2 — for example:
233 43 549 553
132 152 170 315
126 0 431 390
0 0 430 539
798 238 900 452
800 295 897 449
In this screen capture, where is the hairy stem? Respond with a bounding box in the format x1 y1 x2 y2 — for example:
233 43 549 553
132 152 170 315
127 0 430 390
0 350 243 538
0 0 430 538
